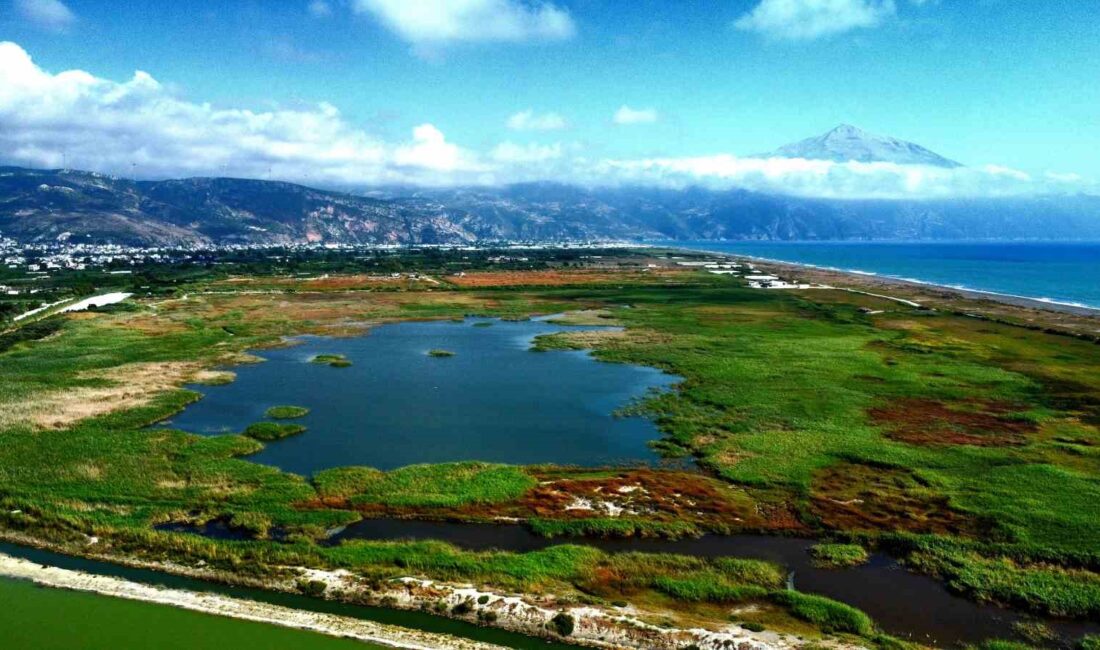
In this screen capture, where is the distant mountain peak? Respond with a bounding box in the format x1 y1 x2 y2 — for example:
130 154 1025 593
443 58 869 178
762 124 963 168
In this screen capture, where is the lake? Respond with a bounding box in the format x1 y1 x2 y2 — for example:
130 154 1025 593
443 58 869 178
159 317 678 474
664 240 1100 309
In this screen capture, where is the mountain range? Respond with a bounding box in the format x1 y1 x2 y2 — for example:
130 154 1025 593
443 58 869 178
2 126 1097 246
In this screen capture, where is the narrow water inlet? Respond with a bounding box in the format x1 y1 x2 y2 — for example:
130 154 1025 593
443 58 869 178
329 518 1100 649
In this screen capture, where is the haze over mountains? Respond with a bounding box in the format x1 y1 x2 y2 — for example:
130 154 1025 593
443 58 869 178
2 126 1097 246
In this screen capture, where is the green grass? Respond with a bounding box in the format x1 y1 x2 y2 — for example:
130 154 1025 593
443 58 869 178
769 590 875 636
243 422 307 441
311 354 351 367
315 462 536 508
265 405 310 419
4 264 1100 633
810 543 870 569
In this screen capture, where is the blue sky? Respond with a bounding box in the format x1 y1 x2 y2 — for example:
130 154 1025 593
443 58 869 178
0 0 1097 197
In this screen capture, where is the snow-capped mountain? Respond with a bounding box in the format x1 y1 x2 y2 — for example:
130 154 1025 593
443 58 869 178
761 124 963 168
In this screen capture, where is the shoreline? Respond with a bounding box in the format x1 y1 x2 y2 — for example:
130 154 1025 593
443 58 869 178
0 531 853 650
662 245 1100 318
0 551 505 650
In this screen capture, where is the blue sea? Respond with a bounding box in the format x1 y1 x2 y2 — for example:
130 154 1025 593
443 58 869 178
662 241 1100 310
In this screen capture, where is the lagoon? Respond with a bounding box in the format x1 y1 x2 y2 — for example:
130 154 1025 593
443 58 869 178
160 318 678 474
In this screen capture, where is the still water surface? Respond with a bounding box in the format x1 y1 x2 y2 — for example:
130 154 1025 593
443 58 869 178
332 519 1100 649
161 318 678 474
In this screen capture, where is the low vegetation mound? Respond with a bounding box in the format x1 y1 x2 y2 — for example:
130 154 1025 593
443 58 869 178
264 405 309 419
427 349 455 357
810 543 870 569
311 354 351 367
244 422 307 441
314 462 536 508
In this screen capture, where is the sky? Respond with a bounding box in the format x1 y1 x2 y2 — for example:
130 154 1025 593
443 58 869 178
0 0 1097 198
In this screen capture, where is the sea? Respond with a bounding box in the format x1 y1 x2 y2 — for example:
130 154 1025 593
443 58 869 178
661 241 1100 310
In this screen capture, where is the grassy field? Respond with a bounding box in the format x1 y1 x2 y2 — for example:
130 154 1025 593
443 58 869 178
2 250 1100 646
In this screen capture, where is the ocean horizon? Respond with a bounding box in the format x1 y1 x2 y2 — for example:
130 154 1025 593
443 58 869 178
661 240 1100 310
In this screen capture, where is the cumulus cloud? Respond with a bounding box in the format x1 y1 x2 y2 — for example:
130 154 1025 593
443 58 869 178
15 0 76 32
612 105 658 125
353 0 575 44
0 41 480 185
734 0 896 40
506 109 567 131
394 124 482 171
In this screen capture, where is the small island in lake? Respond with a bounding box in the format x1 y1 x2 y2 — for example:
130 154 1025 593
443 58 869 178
310 354 351 367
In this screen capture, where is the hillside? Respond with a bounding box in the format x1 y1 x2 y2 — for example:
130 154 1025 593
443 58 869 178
2 166 1099 245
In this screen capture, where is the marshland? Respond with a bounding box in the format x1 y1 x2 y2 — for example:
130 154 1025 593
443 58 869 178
2 247 1099 650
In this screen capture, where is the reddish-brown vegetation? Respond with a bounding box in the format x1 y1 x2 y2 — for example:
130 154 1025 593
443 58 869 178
810 463 984 536
869 398 1036 447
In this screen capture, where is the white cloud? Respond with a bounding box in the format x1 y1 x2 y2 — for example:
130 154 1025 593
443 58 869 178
506 109 566 131
612 105 658 125
307 0 332 18
590 154 1073 199
353 0 575 44
0 41 480 185
490 141 563 163
734 0 896 40
0 41 1089 199
15 0 76 32
394 123 482 171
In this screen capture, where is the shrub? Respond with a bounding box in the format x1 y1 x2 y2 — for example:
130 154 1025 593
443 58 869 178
452 600 473 616
551 612 574 636
428 349 455 357
296 579 327 597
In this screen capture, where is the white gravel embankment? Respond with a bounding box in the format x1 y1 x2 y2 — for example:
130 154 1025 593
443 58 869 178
0 552 506 650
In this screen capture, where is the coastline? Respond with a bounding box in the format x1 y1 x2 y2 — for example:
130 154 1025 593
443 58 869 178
661 244 1100 317
660 244 1100 314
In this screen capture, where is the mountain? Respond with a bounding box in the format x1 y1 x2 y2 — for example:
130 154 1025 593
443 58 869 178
2 166 1099 246
762 124 963 168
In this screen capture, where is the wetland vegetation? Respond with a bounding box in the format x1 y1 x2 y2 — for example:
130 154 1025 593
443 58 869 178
265 406 310 419
2 247 1100 649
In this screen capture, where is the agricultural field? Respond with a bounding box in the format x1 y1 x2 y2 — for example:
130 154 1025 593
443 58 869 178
1 248 1099 649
